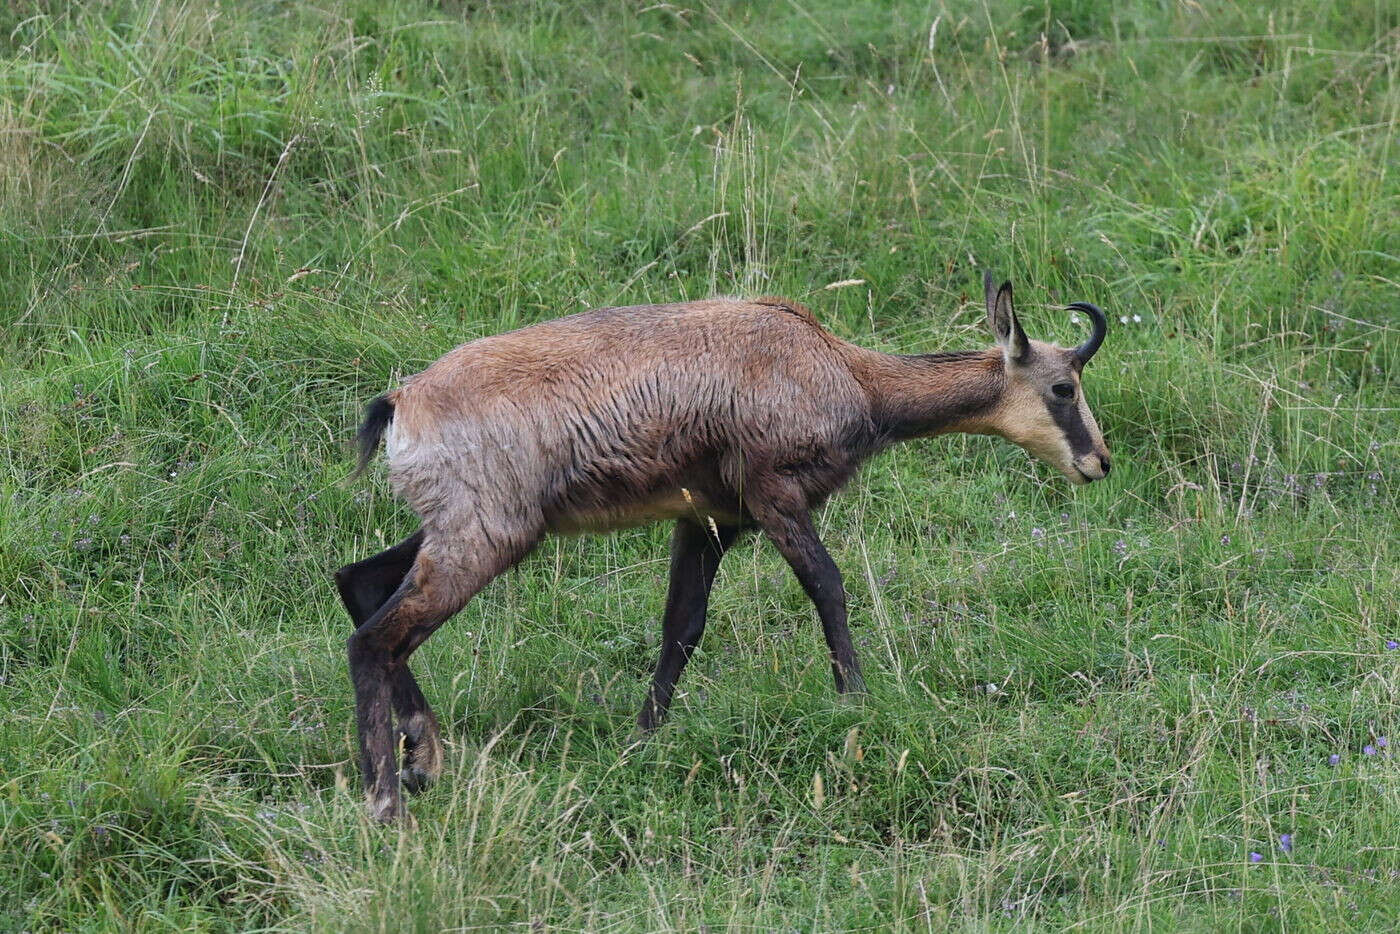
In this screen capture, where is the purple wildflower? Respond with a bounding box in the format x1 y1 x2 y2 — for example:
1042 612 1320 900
1329 753 1341 765
1378 736 1389 748
1363 745 1377 756
1249 852 1264 863
1386 640 1398 650
1279 834 1293 853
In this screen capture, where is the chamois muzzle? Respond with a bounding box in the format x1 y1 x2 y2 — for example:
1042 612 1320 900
1068 301 1107 365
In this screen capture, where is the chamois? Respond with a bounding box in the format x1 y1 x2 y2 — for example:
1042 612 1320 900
336 271 1111 821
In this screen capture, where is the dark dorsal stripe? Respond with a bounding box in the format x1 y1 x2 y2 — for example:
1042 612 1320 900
909 350 984 364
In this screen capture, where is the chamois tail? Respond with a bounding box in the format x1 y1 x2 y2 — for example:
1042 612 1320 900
351 393 395 479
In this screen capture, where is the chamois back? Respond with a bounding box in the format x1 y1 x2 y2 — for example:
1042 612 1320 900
374 299 874 538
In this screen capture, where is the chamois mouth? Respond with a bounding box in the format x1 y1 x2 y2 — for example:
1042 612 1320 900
1071 465 1096 485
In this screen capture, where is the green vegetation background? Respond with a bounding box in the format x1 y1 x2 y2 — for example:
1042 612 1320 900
1 1 1396 929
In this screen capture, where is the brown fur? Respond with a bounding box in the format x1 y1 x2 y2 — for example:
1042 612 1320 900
383 299 876 546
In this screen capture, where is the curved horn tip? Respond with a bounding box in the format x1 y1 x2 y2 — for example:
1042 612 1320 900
1067 301 1108 363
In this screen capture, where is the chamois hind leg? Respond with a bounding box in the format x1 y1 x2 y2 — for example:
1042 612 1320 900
347 531 532 822
746 476 867 695
334 530 442 793
637 519 740 734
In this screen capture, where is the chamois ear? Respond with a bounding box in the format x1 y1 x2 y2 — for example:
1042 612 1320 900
984 271 1031 365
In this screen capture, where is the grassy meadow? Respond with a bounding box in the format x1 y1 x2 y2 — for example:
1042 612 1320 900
1 0 1397 929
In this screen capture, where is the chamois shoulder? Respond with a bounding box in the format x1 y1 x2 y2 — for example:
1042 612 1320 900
750 295 821 327
743 296 849 352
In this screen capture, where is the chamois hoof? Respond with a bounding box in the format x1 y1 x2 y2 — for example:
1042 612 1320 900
366 787 408 824
400 761 437 795
398 768 424 795
396 713 443 795
836 680 870 700
397 736 443 797
624 726 657 750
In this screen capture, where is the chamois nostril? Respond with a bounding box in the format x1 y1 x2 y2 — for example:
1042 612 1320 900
1099 456 1111 476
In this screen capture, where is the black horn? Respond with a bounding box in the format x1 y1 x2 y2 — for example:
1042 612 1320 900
1068 301 1107 364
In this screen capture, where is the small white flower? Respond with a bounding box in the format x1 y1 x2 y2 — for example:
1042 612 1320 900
1070 314 1082 325
984 683 999 695
1118 315 1129 324
1132 314 1142 323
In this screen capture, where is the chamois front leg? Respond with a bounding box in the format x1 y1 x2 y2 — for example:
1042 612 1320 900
747 481 867 695
334 530 442 793
637 519 740 734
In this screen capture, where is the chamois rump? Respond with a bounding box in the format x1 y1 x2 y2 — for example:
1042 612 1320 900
337 272 1111 821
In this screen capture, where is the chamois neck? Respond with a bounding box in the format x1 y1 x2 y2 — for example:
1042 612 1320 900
855 347 1005 443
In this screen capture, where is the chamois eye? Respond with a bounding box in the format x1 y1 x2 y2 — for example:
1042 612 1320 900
1052 382 1075 400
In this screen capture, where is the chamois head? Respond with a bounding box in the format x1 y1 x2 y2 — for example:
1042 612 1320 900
984 271 1111 485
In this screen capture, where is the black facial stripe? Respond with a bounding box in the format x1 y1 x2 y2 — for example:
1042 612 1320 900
1047 399 1096 458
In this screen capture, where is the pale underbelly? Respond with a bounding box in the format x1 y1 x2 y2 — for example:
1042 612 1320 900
549 488 744 535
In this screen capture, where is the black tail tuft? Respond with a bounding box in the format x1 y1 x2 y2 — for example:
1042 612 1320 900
351 394 395 478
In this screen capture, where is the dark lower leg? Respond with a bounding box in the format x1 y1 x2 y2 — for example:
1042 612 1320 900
819 613 866 695
335 532 441 791
347 587 411 822
348 577 465 822
752 502 866 694
346 534 535 821
638 520 739 733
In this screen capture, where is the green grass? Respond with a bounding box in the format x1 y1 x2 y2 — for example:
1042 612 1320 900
1 0 1396 929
